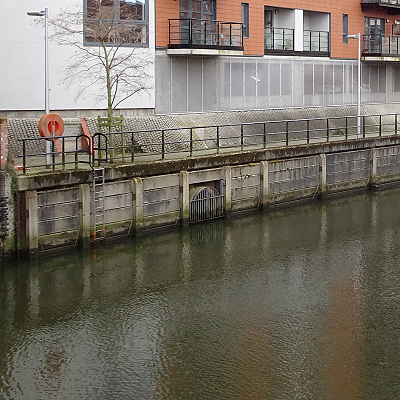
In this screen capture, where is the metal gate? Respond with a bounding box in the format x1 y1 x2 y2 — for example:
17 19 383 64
189 186 224 223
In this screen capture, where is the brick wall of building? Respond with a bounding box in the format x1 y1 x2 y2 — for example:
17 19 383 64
0 118 12 255
155 0 399 58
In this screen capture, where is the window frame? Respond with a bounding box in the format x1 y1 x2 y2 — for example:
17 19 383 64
241 3 249 38
343 14 348 44
83 0 149 47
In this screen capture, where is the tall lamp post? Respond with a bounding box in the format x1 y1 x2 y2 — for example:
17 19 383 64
347 33 361 138
27 8 51 164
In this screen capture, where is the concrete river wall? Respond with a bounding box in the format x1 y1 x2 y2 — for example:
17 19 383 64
8 135 400 258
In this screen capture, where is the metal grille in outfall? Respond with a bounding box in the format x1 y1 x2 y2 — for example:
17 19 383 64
189 186 224 223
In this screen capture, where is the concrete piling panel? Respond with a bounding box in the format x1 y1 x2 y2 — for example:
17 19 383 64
142 174 180 228
132 177 143 235
25 190 38 258
180 171 189 227
79 184 91 248
223 166 232 216
370 148 377 187
231 164 261 211
260 161 269 210
320 154 327 197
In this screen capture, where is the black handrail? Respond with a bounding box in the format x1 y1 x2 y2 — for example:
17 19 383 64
17 113 400 174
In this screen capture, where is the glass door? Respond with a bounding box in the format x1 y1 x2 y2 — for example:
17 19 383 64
364 18 385 53
179 0 216 45
264 9 273 49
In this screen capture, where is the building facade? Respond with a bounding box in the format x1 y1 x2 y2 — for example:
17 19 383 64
1 0 400 116
155 0 400 113
0 1 155 117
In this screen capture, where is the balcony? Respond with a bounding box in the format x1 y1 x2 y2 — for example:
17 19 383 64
168 19 244 56
265 28 294 52
264 27 329 56
363 34 400 59
303 30 329 55
362 0 400 14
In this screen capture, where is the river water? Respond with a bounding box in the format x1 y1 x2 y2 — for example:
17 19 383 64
2 188 400 399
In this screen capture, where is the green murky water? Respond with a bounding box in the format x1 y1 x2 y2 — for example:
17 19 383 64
2 189 400 399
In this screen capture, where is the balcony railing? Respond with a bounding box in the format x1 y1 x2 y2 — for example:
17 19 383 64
363 0 400 4
265 27 294 51
303 30 329 53
363 34 400 56
168 19 243 50
265 28 329 54
361 0 400 12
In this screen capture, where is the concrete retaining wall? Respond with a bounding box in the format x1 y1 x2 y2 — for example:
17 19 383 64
10 137 400 258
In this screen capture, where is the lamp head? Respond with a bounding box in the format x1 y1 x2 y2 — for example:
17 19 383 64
27 10 46 17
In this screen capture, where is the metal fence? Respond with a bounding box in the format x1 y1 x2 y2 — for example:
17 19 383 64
17 113 400 174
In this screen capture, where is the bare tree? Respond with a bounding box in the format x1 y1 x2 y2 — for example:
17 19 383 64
37 1 152 135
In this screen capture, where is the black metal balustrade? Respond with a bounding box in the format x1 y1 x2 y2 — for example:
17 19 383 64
17 113 400 174
363 34 400 56
265 27 294 51
303 30 329 53
168 18 243 49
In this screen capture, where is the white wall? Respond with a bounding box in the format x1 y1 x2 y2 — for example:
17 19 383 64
0 1 155 114
303 11 330 32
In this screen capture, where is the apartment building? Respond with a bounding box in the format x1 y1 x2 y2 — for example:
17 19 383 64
1 0 400 116
155 0 400 113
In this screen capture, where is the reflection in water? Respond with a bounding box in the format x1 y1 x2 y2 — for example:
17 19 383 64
2 189 400 398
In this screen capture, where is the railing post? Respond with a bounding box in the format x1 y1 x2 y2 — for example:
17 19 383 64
161 130 165 160
52 139 55 170
319 31 321 52
286 121 289 146
189 18 192 46
62 137 65 170
241 125 244 151
23 140 26 175
263 122 267 148
217 126 220 154
379 115 382 137
307 119 310 144
326 118 329 142
345 117 348 140
131 132 135 163
75 138 78 170
190 127 193 156
230 23 232 46
363 116 366 138
396 114 398 135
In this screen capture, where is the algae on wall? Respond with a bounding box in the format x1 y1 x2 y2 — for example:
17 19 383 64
0 153 16 258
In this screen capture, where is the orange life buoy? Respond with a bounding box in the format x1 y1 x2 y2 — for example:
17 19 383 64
38 113 64 140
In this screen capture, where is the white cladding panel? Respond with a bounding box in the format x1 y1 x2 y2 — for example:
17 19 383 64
0 1 155 112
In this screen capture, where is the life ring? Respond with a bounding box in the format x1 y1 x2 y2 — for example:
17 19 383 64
38 113 64 140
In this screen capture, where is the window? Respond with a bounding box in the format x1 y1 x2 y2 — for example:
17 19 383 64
242 3 249 38
343 14 348 44
84 0 148 46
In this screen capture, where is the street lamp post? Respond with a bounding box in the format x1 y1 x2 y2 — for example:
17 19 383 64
27 8 51 164
347 33 361 138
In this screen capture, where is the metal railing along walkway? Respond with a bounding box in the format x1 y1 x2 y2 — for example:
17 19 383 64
17 113 400 174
